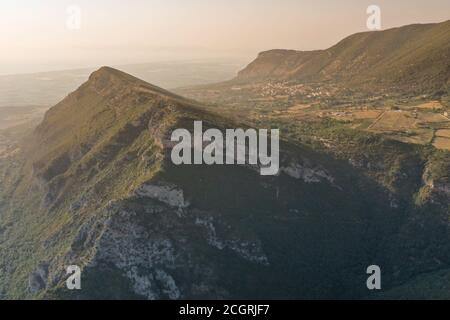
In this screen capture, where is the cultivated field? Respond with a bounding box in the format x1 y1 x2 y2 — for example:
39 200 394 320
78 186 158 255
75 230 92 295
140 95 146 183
181 79 450 151
369 111 417 131
433 137 450 151
436 129 450 138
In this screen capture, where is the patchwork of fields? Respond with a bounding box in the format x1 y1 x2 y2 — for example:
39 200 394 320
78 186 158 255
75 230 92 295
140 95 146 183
263 100 450 150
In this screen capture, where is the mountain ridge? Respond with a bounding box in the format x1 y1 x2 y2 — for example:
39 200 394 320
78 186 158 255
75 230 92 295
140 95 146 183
236 20 450 94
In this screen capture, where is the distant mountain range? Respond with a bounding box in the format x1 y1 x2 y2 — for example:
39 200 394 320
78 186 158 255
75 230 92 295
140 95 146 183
237 20 450 94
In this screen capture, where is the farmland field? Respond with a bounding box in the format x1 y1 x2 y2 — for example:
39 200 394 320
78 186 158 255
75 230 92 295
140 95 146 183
369 111 417 131
436 129 450 138
404 101 444 110
433 137 450 150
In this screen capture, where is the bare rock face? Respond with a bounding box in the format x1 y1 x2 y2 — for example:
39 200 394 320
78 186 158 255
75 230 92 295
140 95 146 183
43 185 273 300
420 163 450 209
90 208 182 300
135 183 189 209
28 263 49 293
281 162 334 184
195 216 269 266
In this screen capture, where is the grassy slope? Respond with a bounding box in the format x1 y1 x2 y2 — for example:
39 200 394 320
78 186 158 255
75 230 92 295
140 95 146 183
0 68 187 298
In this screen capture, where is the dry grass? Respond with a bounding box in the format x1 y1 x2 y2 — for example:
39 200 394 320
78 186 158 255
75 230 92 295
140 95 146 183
352 110 381 120
287 104 311 113
369 111 416 131
412 101 443 110
417 112 448 123
389 129 434 145
436 129 450 138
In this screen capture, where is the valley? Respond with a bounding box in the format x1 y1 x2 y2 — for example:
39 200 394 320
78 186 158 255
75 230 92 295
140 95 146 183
0 106 48 130
179 80 450 151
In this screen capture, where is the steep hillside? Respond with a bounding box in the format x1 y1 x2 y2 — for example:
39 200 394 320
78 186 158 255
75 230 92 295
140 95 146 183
0 67 449 299
237 21 450 94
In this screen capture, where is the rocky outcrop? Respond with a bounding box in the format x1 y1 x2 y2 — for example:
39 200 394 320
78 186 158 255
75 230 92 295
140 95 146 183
281 161 335 185
135 183 189 209
28 263 49 293
195 217 269 266
45 188 274 300
421 167 450 208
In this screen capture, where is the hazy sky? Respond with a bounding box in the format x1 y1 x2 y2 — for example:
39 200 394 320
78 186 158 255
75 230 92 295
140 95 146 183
1 0 449 75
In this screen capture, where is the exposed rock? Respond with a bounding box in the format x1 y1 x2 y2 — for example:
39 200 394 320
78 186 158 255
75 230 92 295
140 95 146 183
389 194 400 209
135 183 189 209
155 269 181 299
69 191 96 213
434 182 450 197
28 263 49 293
281 162 335 184
421 166 450 208
195 217 269 266
82 207 181 299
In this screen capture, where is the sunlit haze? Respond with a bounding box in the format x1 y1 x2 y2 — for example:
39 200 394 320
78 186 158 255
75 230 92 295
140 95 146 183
1 0 449 75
